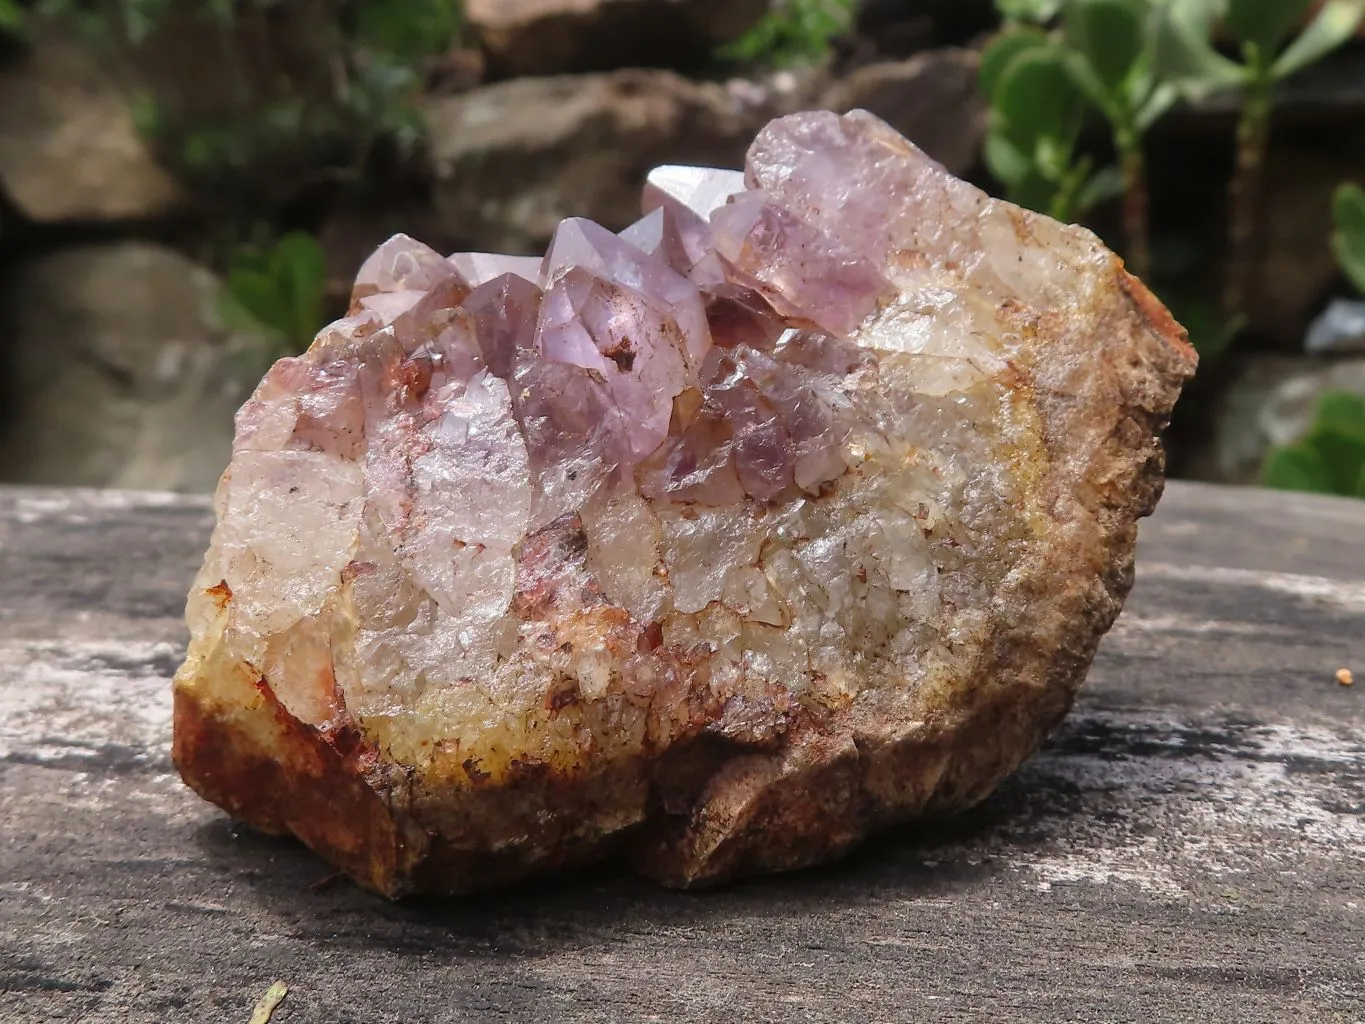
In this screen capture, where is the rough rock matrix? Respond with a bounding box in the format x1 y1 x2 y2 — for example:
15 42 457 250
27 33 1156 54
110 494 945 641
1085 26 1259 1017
172 110 1196 897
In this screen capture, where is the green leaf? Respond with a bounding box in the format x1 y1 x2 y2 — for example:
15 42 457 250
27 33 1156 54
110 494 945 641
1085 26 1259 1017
985 132 1068 212
271 232 327 349
984 130 1033 187
0 0 25 32
1064 0 1147 97
1060 49 1120 120
1298 390 1365 495
224 266 289 338
1150 0 1247 99
1272 0 1365 78
717 0 854 66
1034 133 1077 181
1225 0 1313 53
1167 0 1226 36
1308 427 1365 495
1074 164 1126 212
1135 81 1180 131
996 0 1064 23
1355 461 1365 497
1331 182 1365 294
1261 442 1332 492
218 291 276 342
1018 172 1069 214
981 28 1051 99
993 45 1085 148
1048 152 1095 221
356 0 464 60
1312 389 1365 439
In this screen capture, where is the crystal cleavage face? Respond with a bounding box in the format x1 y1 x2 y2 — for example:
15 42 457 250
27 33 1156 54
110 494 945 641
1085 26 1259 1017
172 110 1197 897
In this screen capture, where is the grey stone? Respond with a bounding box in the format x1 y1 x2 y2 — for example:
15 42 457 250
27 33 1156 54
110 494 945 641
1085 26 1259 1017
1194 353 1365 484
0 242 259 492
424 70 757 254
0 33 183 223
467 0 769 77
1305 297 1365 355
819 50 984 176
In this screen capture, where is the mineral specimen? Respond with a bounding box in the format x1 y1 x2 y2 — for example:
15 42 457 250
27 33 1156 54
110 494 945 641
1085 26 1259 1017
172 109 1196 897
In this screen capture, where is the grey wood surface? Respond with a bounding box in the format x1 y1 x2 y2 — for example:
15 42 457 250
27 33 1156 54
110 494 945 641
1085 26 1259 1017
1 481 1363 1024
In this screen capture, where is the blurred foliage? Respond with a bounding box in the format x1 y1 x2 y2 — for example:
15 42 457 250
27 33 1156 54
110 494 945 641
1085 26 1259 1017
718 0 853 66
1149 0 1364 320
985 0 1363 363
1151 0 1364 103
981 0 1176 269
218 231 328 361
1258 177 1365 497
995 0 1063 23
20 0 463 206
0 0 23 30
981 28 1123 221
1261 391 1365 496
1331 182 1365 295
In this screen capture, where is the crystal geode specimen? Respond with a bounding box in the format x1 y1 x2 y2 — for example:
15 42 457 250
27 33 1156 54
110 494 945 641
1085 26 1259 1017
172 110 1195 896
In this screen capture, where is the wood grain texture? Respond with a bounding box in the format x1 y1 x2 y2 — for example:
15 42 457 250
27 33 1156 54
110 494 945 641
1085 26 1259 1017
1 481 1362 1024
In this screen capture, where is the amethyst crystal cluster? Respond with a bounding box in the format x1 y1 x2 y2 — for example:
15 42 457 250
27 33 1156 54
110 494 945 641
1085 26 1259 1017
173 110 1196 896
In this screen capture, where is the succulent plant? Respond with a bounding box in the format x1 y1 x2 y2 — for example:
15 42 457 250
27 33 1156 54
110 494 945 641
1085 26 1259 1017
980 27 1123 222
1152 0 1365 319
218 231 328 360
1261 391 1365 498
1332 182 1365 296
1060 0 1179 278
984 0 1175 277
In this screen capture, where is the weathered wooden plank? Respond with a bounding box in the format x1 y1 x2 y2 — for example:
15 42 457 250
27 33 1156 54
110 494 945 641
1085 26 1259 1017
1 481 1362 1023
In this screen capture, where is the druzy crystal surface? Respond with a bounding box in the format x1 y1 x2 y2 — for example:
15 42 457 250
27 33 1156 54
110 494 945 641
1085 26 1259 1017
173 110 1196 896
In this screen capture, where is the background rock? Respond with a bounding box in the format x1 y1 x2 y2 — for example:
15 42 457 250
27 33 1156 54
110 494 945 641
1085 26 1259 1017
0 33 183 223
425 70 758 253
468 0 769 77
839 0 997 68
819 49 984 176
1305 298 1365 354
1190 354 1365 484
0 243 256 492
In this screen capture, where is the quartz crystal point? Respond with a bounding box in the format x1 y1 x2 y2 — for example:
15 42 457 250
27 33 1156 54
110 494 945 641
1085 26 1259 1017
172 110 1196 897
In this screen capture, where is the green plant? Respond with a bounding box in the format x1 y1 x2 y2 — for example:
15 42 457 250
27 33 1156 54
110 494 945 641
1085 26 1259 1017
982 1 1174 273
981 27 1124 222
1060 0 1177 279
718 0 854 67
34 0 463 204
1261 390 1365 497
32 0 177 42
218 232 327 361
1152 0 1365 321
996 0 1064 23
1257 178 1365 497
0 0 24 31
1332 182 1365 294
